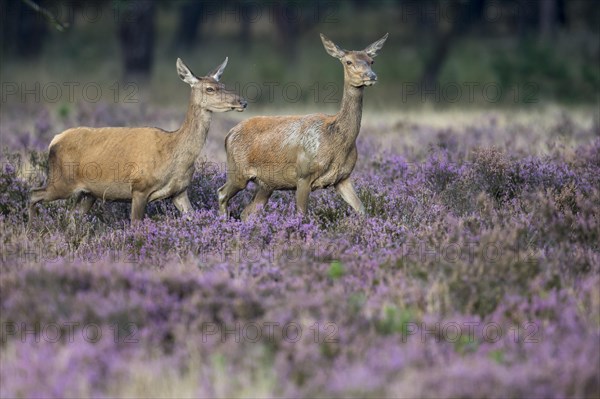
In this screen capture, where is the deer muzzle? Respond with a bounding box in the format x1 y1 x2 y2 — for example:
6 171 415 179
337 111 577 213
363 71 378 86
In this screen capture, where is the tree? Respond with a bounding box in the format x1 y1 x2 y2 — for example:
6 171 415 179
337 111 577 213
117 0 156 80
272 1 336 60
419 0 485 90
173 1 205 49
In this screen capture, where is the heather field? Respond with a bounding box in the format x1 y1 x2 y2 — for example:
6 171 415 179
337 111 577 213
1 104 599 398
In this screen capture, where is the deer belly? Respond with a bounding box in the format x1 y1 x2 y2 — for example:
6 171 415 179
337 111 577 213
311 159 354 189
312 169 342 189
254 163 298 188
86 182 135 201
148 179 188 202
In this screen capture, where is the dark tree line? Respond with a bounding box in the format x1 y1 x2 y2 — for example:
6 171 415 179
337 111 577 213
1 0 594 86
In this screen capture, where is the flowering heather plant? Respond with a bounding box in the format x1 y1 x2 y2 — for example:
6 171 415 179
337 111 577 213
1 104 599 398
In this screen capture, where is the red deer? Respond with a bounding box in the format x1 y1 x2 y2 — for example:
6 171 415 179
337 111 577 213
29 57 247 222
218 33 388 220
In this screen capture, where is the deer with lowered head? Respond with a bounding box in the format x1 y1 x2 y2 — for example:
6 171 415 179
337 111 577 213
29 57 247 223
219 33 388 220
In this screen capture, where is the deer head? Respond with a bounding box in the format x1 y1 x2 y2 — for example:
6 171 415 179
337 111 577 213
177 57 247 112
320 33 389 87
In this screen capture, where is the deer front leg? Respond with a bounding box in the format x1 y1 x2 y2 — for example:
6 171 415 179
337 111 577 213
172 190 193 214
130 192 148 222
28 187 48 223
335 178 365 215
296 177 311 214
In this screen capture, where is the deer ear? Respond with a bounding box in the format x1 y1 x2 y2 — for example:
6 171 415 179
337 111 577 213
320 33 346 59
177 58 199 85
364 33 388 58
208 57 228 82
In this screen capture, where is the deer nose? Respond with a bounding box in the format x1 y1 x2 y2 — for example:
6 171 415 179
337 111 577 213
366 71 377 81
239 99 248 109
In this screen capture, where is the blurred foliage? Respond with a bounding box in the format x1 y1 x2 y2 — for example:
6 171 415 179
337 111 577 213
0 0 598 108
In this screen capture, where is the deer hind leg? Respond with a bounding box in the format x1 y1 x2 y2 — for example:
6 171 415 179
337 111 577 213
241 184 273 221
130 191 149 222
172 190 193 214
335 178 366 215
64 192 95 230
72 193 96 214
218 177 246 218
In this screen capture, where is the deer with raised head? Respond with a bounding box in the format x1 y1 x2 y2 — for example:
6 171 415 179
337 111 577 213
29 57 247 223
218 33 388 220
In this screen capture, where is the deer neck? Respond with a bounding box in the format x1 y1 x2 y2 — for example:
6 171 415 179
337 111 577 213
176 101 212 159
334 82 364 144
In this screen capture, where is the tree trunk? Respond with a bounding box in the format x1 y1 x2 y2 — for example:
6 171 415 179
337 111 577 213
518 0 539 39
2 0 49 58
239 1 252 53
173 1 204 49
418 0 485 89
420 32 454 91
273 2 301 61
117 0 156 80
539 0 557 41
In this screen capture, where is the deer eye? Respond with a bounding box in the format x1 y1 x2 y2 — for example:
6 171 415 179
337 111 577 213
371 60 375 65
346 60 352 65
206 87 215 93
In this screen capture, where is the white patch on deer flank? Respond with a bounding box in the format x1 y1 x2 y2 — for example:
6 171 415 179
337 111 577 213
281 120 302 149
280 119 322 156
302 121 322 155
